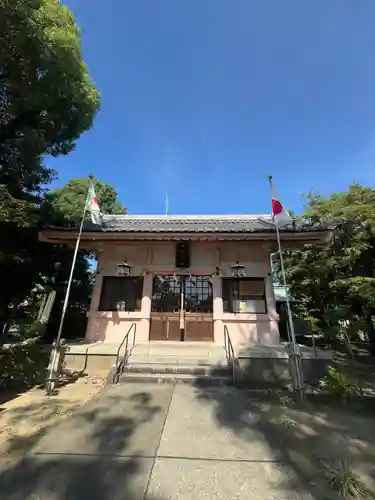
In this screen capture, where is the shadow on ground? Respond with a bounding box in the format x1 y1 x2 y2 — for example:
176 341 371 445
0 454 167 500
193 378 375 499
0 380 33 406
0 387 166 500
0 397 79 459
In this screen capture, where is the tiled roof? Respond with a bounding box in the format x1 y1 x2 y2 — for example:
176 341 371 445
79 214 327 233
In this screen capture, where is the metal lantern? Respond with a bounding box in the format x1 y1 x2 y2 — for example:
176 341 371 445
230 261 246 278
117 259 132 276
230 261 246 313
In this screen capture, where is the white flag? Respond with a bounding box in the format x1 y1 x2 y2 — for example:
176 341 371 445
86 182 102 225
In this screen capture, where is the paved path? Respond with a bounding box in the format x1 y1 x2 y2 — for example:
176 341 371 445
0 384 314 500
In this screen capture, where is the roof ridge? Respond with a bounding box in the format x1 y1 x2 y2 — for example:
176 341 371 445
103 214 273 220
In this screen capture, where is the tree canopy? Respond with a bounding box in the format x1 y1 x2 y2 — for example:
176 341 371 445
279 184 375 353
0 0 101 337
0 0 100 224
51 178 126 220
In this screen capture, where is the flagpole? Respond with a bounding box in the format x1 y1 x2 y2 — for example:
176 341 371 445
267 175 303 398
165 191 169 216
45 179 91 394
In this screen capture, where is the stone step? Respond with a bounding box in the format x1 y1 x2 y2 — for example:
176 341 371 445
130 342 226 358
122 363 231 376
127 355 228 366
118 371 233 386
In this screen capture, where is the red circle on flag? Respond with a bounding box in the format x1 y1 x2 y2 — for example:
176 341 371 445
272 199 283 215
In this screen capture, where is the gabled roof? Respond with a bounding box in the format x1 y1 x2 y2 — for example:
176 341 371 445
78 214 327 233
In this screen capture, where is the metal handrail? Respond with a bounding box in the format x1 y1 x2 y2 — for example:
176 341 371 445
112 322 137 384
224 325 237 388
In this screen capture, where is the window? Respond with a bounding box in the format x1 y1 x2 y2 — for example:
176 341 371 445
99 277 143 311
184 276 213 313
152 276 181 313
222 278 266 313
151 275 213 313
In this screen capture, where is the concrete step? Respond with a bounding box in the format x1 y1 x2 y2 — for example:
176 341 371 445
127 355 228 366
118 371 233 386
130 342 226 358
122 363 231 376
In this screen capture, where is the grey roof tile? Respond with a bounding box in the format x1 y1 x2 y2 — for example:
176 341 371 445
99 214 272 232
78 214 327 233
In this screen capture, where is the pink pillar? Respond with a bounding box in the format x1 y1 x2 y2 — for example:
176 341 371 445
85 273 103 341
89 274 103 313
137 273 153 343
212 275 224 345
265 274 280 343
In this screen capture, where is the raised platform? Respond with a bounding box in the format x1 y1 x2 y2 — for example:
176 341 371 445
61 341 332 388
63 341 121 374
62 341 229 375
237 343 332 359
236 344 332 387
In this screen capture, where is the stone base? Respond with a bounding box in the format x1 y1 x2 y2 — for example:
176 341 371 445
61 342 120 375
236 344 332 388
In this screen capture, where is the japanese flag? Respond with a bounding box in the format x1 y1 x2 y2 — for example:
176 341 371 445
86 182 103 225
270 181 293 227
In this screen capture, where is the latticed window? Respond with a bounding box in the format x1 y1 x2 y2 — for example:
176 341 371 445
151 276 181 313
151 275 213 313
222 278 266 313
184 276 213 313
99 277 143 311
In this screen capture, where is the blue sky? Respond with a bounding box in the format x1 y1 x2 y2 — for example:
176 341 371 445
49 0 375 215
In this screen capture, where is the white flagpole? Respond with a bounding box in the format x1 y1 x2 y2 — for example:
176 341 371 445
268 175 303 398
165 191 169 216
46 179 91 394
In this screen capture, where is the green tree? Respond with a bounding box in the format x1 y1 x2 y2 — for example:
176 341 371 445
0 0 99 223
281 185 375 353
0 0 100 156
50 178 126 220
0 0 100 333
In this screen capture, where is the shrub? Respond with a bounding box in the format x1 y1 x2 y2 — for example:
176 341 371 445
279 395 294 407
0 341 48 387
321 460 372 499
320 365 356 400
278 413 297 428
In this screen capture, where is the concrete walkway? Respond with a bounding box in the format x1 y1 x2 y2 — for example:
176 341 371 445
0 384 314 500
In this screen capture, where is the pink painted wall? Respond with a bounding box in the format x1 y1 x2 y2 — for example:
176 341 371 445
86 241 280 347
86 272 152 343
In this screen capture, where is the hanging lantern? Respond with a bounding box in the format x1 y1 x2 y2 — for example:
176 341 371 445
230 261 246 278
117 259 132 276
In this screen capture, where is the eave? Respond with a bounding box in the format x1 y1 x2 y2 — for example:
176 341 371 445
39 229 332 251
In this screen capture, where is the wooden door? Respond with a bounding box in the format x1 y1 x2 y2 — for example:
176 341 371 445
150 313 182 340
184 313 213 341
149 274 214 341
